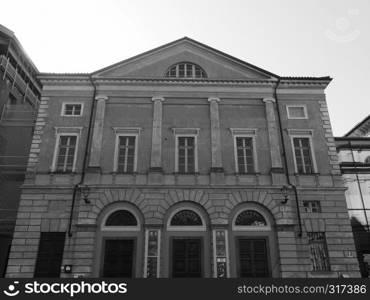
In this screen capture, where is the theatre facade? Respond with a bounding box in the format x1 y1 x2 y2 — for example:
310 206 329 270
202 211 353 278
6 38 361 278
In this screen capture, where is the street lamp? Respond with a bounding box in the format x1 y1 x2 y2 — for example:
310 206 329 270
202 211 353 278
78 184 90 204
280 185 290 204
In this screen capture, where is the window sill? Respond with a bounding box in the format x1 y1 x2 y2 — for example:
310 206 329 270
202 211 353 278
174 172 200 175
50 171 76 174
294 173 320 176
308 270 336 278
112 172 138 175
235 172 261 176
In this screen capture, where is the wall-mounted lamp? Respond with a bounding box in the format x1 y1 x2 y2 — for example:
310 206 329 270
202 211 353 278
280 185 290 204
63 264 72 273
78 184 90 204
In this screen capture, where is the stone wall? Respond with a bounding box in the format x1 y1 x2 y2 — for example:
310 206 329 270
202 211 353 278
6 186 360 278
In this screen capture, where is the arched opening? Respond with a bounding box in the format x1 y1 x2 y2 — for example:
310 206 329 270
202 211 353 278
235 210 268 227
94 203 144 278
230 203 279 278
165 62 207 79
164 203 210 278
105 210 138 227
170 209 203 226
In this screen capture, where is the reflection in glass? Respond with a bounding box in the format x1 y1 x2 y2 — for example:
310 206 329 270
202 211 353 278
348 210 367 227
344 179 364 209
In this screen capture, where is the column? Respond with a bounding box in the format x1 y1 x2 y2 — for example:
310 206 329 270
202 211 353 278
88 95 108 171
150 96 165 172
208 97 223 172
263 97 283 172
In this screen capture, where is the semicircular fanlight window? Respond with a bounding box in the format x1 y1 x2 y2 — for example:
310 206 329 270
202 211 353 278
170 209 203 226
235 210 267 226
165 62 207 79
105 210 138 226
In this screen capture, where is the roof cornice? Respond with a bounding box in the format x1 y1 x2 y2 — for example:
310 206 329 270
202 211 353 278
38 76 332 91
91 36 279 78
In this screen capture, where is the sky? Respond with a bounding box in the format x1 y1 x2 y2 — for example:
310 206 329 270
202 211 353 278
1 0 369 136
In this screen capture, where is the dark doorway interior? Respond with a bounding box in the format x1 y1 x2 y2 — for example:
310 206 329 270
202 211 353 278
103 239 134 278
34 232 66 277
172 238 202 278
238 238 269 278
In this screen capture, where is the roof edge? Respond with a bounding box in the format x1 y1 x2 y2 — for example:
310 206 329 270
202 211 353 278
344 115 370 137
91 36 280 78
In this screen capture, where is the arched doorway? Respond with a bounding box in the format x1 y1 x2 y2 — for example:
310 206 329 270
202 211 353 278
163 203 210 278
94 203 144 278
229 203 279 278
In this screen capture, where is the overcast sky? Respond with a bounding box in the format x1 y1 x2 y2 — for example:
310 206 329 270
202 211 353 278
1 0 369 136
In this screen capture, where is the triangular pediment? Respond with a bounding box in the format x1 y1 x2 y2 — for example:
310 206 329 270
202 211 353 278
93 37 277 80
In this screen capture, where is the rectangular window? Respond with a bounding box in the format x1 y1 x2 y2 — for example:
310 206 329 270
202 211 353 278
55 135 77 173
303 201 321 213
62 103 83 116
308 232 330 272
236 137 254 173
293 137 314 174
117 136 136 173
178 136 195 173
287 105 307 119
34 232 66 278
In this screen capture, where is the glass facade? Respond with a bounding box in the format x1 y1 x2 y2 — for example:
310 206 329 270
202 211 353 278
343 174 370 228
338 144 370 277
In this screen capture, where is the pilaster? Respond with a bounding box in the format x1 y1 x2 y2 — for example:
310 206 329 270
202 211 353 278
88 95 108 172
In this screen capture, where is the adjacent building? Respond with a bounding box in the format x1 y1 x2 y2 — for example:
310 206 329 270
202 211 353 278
5 37 360 278
0 24 41 276
336 115 370 277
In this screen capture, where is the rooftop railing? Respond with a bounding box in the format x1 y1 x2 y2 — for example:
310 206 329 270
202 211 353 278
0 55 40 108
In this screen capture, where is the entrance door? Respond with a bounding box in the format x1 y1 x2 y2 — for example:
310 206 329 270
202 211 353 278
103 239 134 277
238 238 269 277
172 238 202 277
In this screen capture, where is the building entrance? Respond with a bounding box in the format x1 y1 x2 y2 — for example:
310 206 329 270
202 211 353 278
103 239 134 277
237 238 269 277
172 238 202 277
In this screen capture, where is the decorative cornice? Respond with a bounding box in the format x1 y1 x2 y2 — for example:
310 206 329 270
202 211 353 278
38 76 331 90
